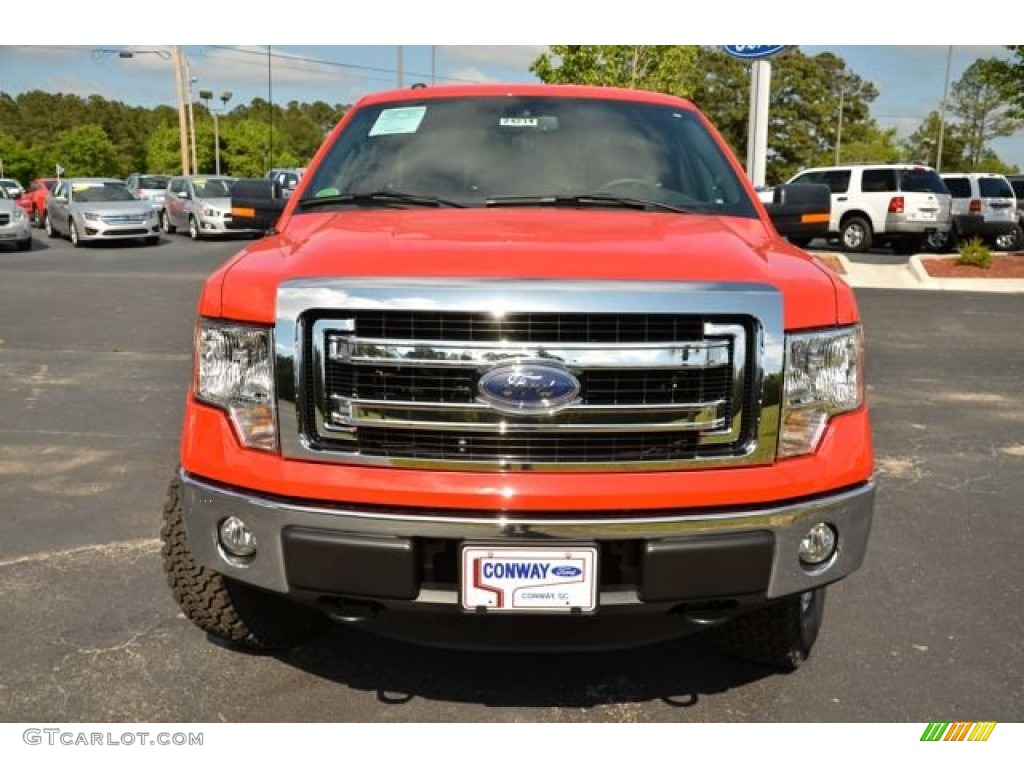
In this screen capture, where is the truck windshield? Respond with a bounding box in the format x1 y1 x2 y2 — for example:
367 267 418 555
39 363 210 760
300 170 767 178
301 96 757 217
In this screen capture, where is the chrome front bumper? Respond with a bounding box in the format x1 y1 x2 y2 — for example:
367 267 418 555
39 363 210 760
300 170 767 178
180 471 875 606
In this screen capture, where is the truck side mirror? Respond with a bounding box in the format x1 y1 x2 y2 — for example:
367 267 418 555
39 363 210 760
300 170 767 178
763 183 831 243
229 178 286 233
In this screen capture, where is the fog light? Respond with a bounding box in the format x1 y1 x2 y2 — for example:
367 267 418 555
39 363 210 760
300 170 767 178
799 522 837 566
218 516 257 558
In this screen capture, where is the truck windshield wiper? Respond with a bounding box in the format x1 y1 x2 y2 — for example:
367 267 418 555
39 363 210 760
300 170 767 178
485 194 694 214
298 191 466 210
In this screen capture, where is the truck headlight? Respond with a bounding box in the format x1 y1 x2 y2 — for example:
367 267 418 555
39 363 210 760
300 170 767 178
201 205 219 217
195 320 277 451
779 326 864 458
13 207 27 221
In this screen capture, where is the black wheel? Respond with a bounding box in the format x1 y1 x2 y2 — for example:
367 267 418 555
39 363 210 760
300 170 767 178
786 237 811 248
994 224 1022 252
892 235 924 255
839 215 873 253
716 587 826 670
69 220 82 248
160 210 175 234
44 212 57 239
926 229 955 253
161 476 328 651
16 238 31 252
188 216 201 241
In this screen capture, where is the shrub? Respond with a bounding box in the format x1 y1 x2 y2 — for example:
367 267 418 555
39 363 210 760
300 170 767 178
956 236 992 268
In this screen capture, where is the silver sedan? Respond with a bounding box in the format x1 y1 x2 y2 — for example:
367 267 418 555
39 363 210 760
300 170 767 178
44 178 161 247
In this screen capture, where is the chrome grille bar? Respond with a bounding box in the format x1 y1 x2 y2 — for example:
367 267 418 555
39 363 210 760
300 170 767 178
275 279 784 471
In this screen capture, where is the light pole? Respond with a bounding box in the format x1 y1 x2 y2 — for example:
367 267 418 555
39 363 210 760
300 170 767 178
200 90 232 176
834 73 856 166
186 62 199 176
93 47 187 174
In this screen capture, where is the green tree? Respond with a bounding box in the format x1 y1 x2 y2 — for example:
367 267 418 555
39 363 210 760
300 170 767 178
48 125 120 177
529 45 891 183
0 133 37 183
949 58 1023 170
531 46 699 95
904 111 968 170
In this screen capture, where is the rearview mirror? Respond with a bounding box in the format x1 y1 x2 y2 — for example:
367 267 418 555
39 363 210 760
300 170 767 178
763 183 831 243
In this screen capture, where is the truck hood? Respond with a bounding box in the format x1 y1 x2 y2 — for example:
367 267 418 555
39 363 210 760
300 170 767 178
209 209 849 328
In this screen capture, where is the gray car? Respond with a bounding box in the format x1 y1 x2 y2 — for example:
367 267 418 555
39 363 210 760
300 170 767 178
44 178 160 247
126 173 171 212
0 183 32 251
160 176 259 240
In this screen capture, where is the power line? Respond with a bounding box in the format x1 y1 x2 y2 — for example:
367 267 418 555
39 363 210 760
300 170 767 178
203 45 482 84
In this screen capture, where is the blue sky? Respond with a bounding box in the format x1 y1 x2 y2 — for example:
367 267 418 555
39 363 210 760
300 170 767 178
2 43 1020 168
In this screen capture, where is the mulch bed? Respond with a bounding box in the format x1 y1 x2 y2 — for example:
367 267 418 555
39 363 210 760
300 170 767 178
921 253 1024 279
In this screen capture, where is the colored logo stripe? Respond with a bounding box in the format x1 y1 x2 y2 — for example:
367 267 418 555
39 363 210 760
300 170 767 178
921 722 996 741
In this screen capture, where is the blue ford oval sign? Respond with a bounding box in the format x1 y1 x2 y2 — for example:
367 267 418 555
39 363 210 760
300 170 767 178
722 45 790 60
551 565 583 578
478 361 580 415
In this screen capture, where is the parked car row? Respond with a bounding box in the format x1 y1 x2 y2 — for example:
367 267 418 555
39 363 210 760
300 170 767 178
762 163 1023 254
9 173 268 248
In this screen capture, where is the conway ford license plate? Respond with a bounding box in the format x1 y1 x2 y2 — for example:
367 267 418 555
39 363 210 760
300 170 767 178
461 546 598 612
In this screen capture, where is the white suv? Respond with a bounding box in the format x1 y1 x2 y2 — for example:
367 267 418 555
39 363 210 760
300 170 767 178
786 164 951 253
930 173 1019 252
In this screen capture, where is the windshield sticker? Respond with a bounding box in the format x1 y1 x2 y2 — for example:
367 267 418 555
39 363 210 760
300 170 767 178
315 187 340 198
499 117 539 128
369 106 427 137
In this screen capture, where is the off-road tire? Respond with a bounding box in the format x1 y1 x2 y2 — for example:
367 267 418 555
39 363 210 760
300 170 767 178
840 215 873 253
716 587 826 671
161 476 328 651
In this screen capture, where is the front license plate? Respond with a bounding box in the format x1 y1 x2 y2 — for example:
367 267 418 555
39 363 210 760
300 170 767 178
461 546 598 613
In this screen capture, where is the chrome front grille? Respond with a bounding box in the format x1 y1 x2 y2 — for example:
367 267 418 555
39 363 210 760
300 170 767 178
102 215 148 224
276 279 784 471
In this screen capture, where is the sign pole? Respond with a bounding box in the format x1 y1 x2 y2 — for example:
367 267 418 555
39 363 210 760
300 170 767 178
722 46 788 188
747 60 771 188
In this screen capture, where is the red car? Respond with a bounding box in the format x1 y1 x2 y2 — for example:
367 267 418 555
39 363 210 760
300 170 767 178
21 178 58 227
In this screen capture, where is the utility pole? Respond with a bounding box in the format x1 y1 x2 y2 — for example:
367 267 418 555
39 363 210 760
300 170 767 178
430 46 436 86
268 45 274 173
397 46 404 88
936 45 954 172
172 46 190 175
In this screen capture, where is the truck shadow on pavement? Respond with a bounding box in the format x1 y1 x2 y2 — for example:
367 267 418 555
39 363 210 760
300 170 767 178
270 624 776 710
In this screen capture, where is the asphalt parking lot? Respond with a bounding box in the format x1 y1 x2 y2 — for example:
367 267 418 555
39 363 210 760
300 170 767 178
1 234 1022 722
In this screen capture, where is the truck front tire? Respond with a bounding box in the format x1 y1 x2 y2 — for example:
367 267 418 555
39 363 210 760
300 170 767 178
161 476 328 651
716 587 826 670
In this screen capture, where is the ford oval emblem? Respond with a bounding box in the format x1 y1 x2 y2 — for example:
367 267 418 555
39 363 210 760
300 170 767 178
477 361 580 415
551 565 583 578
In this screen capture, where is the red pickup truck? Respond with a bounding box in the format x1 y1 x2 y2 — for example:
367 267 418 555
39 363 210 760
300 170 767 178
163 84 872 669
20 178 58 227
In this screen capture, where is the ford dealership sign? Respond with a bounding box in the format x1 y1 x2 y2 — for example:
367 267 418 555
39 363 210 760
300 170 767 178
722 45 790 60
